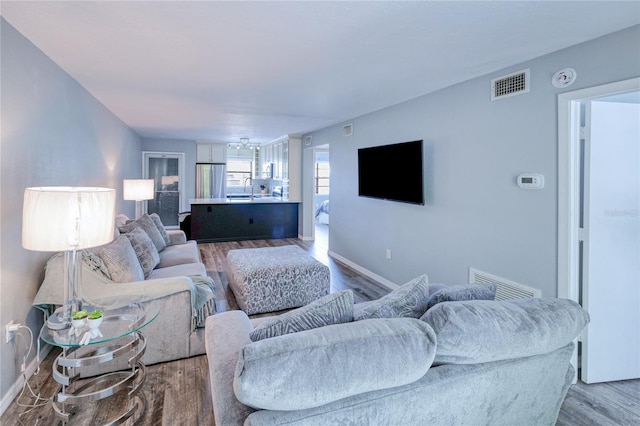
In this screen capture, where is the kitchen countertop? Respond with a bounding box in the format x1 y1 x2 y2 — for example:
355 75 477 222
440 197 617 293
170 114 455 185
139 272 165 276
189 197 300 205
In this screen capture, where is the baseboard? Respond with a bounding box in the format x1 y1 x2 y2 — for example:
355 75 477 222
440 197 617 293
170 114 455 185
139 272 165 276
298 234 314 241
327 250 399 291
0 343 52 416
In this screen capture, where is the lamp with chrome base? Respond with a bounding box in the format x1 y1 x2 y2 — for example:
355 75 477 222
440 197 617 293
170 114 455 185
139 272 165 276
22 187 115 327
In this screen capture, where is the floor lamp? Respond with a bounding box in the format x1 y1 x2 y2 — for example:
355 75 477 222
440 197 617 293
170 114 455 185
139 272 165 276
123 179 155 218
22 187 116 325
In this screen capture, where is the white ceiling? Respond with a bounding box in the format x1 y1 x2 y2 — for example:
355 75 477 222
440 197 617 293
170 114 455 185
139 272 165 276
2 1 639 144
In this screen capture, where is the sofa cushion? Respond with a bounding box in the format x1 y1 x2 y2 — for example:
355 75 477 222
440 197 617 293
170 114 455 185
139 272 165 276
420 298 590 365
150 212 172 246
120 214 167 252
98 235 145 282
147 262 207 280
426 283 496 310
354 274 430 320
249 290 354 342
121 226 160 277
234 317 437 411
158 240 200 268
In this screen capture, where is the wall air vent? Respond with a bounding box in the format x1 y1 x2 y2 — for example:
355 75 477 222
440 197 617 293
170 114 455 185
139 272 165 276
491 69 530 101
469 267 541 300
304 135 312 146
343 123 353 136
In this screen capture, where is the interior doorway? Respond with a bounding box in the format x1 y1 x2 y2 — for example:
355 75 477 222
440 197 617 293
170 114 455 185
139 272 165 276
314 146 330 253
558 78 640 383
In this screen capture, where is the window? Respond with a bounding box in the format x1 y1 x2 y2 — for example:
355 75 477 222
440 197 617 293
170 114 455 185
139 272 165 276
227 159 253 191
315 162 330 195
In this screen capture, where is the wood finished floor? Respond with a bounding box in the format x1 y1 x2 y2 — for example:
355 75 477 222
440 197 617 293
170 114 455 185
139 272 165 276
2 229 639 425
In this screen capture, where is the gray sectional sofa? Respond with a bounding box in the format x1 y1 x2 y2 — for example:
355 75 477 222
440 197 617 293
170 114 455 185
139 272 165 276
205 278 589 426
33 213 218 365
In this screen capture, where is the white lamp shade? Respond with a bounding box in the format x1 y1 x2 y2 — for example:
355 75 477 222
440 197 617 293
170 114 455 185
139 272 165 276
22 187 116 251
123 179 155 201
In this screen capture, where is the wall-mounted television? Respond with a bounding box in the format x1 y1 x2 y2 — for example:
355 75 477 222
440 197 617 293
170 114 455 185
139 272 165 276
358 140 424 205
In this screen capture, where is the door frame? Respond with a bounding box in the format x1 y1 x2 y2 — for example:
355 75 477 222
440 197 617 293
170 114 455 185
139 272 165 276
557 77 639 379
557 77 639 302
142 151 186 226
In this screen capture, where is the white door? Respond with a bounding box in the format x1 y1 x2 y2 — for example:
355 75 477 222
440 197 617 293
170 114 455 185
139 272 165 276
581 98 640 383
143 152 185 228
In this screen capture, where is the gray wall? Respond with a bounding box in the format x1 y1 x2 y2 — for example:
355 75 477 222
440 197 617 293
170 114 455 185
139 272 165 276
0 19 142 401
305 25 640 297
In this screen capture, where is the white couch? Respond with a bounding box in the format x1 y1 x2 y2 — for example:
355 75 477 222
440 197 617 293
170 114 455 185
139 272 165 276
33 213 218 365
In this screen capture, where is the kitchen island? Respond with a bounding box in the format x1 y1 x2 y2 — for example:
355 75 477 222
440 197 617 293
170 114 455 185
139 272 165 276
189 197 299 242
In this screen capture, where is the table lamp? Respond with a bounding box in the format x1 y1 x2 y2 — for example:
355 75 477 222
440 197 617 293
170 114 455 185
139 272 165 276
123 179 154 218
22 187 116 325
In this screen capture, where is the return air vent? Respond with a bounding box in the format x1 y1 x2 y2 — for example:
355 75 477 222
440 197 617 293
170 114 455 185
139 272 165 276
469 267 541 300
343 123 353 136
491 69 530 100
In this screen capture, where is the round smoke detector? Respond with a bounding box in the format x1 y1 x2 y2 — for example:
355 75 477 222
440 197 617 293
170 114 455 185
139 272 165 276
552 68 577 88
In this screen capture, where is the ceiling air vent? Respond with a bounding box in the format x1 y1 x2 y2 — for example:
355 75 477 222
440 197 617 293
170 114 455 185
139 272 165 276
343 123 353 136
491 69 530 101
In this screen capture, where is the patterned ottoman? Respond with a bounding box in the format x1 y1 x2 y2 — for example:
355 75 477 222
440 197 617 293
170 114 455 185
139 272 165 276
226 245 330 315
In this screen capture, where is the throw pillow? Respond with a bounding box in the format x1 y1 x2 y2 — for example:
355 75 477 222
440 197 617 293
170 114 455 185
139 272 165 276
426 283 496 310
354 274 430 320
121 227 160 277
99 236 145 282
120 214 166 252
249 290 354 342
149 213 171 246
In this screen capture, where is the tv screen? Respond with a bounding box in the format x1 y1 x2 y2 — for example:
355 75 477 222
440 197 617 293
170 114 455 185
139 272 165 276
358 140 424 205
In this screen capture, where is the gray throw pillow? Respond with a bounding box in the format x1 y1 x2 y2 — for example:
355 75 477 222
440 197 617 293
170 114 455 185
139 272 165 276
249 290 354 342
354 274 430 320
121 227 160 277
99 235 145 282
149 213 171 246
426 283 496 310
120 214 166 252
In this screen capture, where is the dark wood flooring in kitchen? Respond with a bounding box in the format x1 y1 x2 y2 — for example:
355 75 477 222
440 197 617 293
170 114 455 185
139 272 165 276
2 233 638 425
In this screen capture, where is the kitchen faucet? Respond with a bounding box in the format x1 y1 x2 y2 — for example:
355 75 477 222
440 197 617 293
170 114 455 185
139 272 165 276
244 177 254 199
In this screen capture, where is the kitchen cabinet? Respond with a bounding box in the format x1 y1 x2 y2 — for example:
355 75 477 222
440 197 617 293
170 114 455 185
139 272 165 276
261 135 301 201
197 143 227 163
190 202 299 242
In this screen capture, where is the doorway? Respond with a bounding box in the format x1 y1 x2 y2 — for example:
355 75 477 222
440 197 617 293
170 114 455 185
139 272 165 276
143 152 185 228
314 146 330 255
558 78 640 383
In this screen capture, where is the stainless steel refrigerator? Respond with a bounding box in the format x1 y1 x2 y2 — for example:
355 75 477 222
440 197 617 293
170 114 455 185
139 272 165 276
195 163 226 198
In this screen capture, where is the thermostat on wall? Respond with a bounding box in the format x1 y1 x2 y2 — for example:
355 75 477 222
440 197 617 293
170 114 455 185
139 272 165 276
517 174 545 189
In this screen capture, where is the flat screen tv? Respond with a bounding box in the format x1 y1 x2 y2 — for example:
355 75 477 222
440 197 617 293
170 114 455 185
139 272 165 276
358 140 424 205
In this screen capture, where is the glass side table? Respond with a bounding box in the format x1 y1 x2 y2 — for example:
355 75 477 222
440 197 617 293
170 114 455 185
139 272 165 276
39 303 159 425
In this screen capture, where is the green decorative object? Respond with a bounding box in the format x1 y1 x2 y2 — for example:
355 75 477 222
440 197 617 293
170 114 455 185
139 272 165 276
72 310 88 320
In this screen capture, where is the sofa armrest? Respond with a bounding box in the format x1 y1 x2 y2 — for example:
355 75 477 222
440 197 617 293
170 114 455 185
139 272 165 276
167 229 187 245
206 311 257 426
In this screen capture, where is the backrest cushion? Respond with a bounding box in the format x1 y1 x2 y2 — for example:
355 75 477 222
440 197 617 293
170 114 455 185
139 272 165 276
98 235 145 282
354 274 430 320
426 283 496 310
120 214 167 252
121 227 160 277
421 298 590 365
249 290 354 341
234 318 436 411
149 213 172 246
